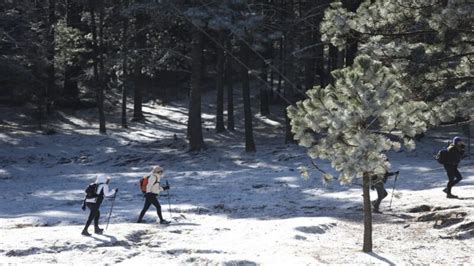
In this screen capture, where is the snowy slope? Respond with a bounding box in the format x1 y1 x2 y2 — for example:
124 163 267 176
0 94 473 265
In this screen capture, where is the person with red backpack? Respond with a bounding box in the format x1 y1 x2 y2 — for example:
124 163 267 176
81 175 118 236
137 166 170 224
442 136 466 198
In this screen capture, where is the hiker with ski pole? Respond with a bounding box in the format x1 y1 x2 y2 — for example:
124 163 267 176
137 166 171 224
165 180 173 221
81 175 118 236
371 169 399 213
440 137 466 199
106 191 117 230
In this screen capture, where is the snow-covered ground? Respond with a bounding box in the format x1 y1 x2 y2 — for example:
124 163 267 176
0 93 473 265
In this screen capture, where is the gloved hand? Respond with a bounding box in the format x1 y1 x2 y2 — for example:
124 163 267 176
81 201 86 211
395 170 400 175
115 188 119 193
162 184 170 190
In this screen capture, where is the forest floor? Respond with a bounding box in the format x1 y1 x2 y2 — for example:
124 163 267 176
0 91 473 265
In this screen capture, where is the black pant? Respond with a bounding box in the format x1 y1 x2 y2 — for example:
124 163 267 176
138 193 164 222
373 182 388 209
83 202 101 231
444 165 463 194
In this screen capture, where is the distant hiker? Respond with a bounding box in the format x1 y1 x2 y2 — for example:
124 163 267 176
81 175 118 236
371 170 399 213
137 166 170 224
442 136 466 198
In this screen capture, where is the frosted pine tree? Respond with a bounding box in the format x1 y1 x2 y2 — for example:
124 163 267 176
288 54 432 252
320 0 473 122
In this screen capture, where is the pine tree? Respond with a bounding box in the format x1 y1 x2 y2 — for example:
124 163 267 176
320 0 473 119
288 55 434 252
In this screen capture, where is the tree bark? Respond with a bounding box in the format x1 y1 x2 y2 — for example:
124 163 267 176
284 31 296 144
215 31 226 133
346 39 358 66
241 43 256 152
277 36 284 98
342 0 361 66
121 0 129 129
362 172 373 252
132 3 146 121
97 0 106 133
316 40 326 86
63 0 82 101
259 59 270 116
188 29 205 151
303 33 316 91
89 0 106 134
46 0 56 114
226 40 235 131
328 44 338 83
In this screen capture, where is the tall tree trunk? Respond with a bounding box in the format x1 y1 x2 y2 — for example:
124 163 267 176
303 35 316 91
284 33 296 144
188 29 205 151
225 40 235 131
241 43 256 152
97 0 106 133
89 0 106 134
132 3 146 121
46 0 56 114
346 40 358 66
343 0 361 66
269 57 274 101
63 0 82 101
259 59 270 116
316 40 326 86
215 31 225 133
362 172 373 252
328 44 338 83
121 0 129 128
277 37 284 98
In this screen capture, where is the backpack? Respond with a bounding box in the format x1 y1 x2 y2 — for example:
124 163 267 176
435 149 448 164
85 183 99 199
139 175 159 193
139 175 149 193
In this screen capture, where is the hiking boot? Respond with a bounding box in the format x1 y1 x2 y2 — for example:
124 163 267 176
447 194 458 199
159 220 171 225
94 228 104 234
371 200 380 210
81 230 91 236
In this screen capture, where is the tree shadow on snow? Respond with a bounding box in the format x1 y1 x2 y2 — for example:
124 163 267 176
368 252 396 266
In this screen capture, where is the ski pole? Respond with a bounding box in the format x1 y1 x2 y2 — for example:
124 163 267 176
106 192 117 230
389 171 399 209
166 180 172 220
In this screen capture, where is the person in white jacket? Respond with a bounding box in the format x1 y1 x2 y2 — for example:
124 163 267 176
82 175 118 236
137 166 170 224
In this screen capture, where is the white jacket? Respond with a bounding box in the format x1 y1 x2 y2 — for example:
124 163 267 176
85 175 116 203
146 173 164 195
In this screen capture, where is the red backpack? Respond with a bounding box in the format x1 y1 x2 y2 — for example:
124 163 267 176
139 175 149 193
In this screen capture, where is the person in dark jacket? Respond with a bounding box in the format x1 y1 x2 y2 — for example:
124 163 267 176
82 175 118 236
371 170 399 213
442 136 465 198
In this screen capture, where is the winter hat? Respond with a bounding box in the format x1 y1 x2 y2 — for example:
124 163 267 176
96 175 111 184
152 166 164 174
453 136 462 145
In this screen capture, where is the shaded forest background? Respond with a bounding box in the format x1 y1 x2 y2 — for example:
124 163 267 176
0 0 472 152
